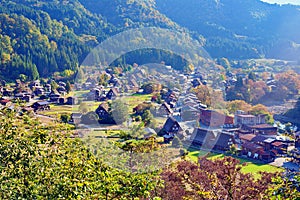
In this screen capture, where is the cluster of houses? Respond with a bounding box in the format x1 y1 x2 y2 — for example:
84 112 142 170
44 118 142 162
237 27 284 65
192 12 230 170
215 69 280 93
1 65 298 165
291 132 300 164
0 79 74 112
74 68 153 103
74 67 296 164
156 107 296 163
71 65 191 124
121 69 294 163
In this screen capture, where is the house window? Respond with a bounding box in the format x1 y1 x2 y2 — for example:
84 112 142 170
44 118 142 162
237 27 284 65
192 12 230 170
172 126 179 131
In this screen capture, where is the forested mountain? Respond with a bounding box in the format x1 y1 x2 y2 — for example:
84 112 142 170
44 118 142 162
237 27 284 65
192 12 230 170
156 0 300 59
0 0 191 81
1 0 300 81
78 0 180 30
0 0 96 80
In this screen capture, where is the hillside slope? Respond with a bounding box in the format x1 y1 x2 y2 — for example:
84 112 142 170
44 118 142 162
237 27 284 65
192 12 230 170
1 0 300 81
0 0 197 81
155 0 300 59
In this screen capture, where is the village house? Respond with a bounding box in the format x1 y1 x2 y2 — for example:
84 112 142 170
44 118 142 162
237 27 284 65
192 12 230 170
239 133 257 144
296 132 300 148
176 96 185 107
191 128 235 151
129 74 137 82
34 87 45 96
157 102 173 117
0 80 6 87
97 94 107 102
21 107 34 115
85 77 97 86
66 97 76 105
0 98 12 107
178 74 187 84
96 103 110 119
45 84 51 92
86 89 100 101
291 148 300 164
160 116 184 142
82 82 93 90
70 113 83 125
15 79 23 88
49 91 60 102
30 80 40 88
165 93 178 105
94 88 103 97
106 88 118 100
124 84 131 93
251 135 269 146
291 132 300 164
58 97 66 105
58 81 67 88
135 73 144 81
22 95 31 103
246 124 278 135
31 101 50 112
180 105 199 121
199 108 234 128
14 93 25 100
143 127 157 140
108 75 118 85
3 88 13 97
39 94 49 100
113 78 122 88
95 103 115 124
234 110 266 126
271 141 288 155
161 89 178 104
57 86 66 95
129 79 139 91
191 78 202 88
238 131 290 161
241 142 276 161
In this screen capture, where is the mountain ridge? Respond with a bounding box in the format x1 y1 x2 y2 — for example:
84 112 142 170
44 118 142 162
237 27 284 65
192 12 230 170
0 0 300 81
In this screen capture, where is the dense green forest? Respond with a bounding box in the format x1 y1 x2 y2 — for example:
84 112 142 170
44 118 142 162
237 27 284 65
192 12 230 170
0 0 191 81
1 0 300 81
0 0 111 81
155 0 300 59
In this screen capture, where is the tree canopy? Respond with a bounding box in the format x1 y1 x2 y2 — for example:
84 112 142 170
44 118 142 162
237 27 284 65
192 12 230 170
0 108 158 199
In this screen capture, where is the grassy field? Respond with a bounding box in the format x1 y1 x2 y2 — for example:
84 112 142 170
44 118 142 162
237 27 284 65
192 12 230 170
82 130 121 144
40 101 100 117
40 104 75 117
124 94 153 112
240 161 284 176
187 149 284 178
39 93 152 118
70 90 90 98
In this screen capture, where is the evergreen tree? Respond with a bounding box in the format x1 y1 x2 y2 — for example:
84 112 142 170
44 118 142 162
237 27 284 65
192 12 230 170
30 63 39 80
248 71 256 81
65 81 71 94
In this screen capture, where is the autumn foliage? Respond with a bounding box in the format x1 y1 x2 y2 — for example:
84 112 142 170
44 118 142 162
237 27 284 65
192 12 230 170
156 156 277 200
1 109 298 199
226 70 300 104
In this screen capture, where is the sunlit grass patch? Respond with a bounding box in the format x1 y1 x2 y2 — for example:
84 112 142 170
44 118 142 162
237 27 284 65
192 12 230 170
186 149 283 178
